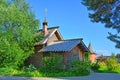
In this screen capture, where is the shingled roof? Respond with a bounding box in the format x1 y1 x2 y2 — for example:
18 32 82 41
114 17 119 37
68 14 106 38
39 39 89 52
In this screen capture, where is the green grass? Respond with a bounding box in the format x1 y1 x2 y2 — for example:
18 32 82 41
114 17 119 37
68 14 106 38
0 68 90 77
15 71 89 77
92 67 120 73
93 69 112 73
0 67 19 76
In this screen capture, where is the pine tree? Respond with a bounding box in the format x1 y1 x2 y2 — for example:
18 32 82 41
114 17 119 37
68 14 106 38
82 0 120 48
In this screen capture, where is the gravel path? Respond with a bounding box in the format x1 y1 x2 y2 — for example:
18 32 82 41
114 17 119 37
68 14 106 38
0 72 120 80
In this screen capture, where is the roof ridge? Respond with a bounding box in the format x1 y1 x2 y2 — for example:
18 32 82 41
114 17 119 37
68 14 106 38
62 38 83 41
53 38 83 42
39 26 59 31
47 26 59 29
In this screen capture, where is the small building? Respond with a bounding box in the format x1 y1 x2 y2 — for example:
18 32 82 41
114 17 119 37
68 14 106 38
88 43 97 63
26 20 90 68
97 55 105 62
97 55 111 62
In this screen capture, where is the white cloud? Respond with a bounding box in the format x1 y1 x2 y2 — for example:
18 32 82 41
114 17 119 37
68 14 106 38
95 50 111 56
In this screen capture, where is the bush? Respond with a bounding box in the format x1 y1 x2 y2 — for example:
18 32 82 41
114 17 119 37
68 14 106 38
0 67 89 77
106 58 117 71
40 53 64 72
112 64 120 73
92 57 120 73
106 58 120 73
91 61 99 70
0 67 19 76
84 52 90 61
98 62 108 71
69 60 90 74
25 64 36 72
15 70 41 77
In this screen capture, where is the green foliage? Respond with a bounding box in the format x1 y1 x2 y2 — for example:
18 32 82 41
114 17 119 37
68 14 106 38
84 52 90 61
40 53 90 76
40 53 64 72
0 42 24 68
40 71 89 77
82 0 120 48
98 62 106 68
15 70 41 77
25 64 36 72
0 67 18 76
0 67 89 77
0 67 41 77
106 58 120 73
98 62 108 71
91 61 109 72
106 58 117 70
70 60 90 74
92 57 120 73
111 53 116 59
0 52 91 77
0 0 41 68
91 63 99 71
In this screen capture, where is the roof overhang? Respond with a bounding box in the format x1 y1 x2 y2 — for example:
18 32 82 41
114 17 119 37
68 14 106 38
38 38 90 53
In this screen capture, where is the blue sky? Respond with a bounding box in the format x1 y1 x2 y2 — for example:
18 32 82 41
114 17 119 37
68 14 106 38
27 0 119 56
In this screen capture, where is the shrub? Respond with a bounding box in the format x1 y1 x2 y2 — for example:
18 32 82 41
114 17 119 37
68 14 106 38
0 67 19 76
98 62 106 68
84 52 90 61
40 53 63 72
91 61 99 71
25 64 36 72
70 60 90 74
112 64 120 73
98 62 108 71
106 58 117 71
106 58 120 73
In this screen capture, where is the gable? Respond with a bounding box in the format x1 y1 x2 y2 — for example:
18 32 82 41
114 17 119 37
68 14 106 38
35 27 63 46
47 30 63 44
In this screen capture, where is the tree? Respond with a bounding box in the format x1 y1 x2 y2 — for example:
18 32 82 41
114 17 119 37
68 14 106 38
0 0 41 68
82 0 120 48
111 53 116 59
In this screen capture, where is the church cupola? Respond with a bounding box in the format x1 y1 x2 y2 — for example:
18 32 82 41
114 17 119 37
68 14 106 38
43 8 49 36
